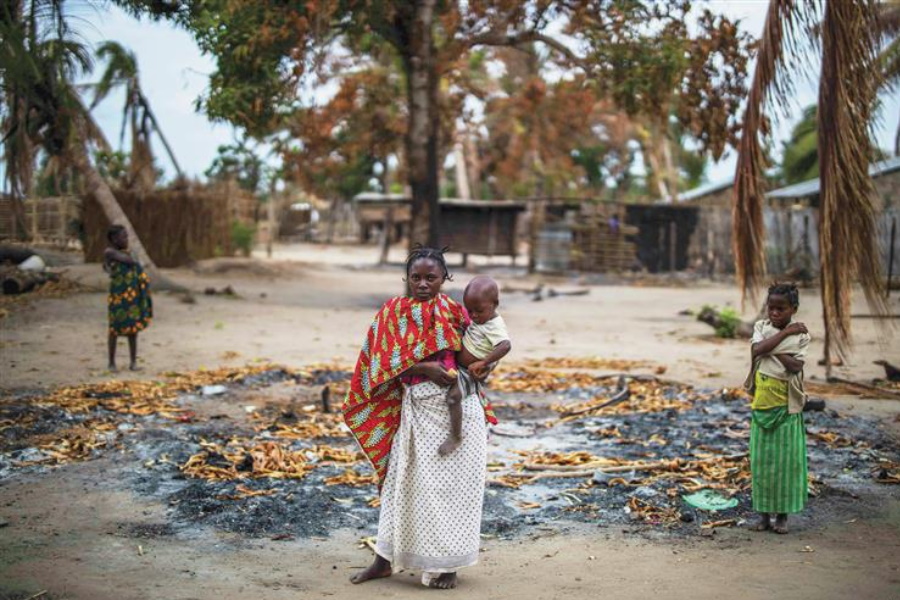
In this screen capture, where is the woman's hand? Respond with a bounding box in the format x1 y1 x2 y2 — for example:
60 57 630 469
411 362 456 386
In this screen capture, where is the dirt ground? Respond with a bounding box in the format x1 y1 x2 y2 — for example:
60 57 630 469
1 243 899 600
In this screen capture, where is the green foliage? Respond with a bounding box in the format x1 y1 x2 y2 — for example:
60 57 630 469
699 304 742 339
230 221 256 257
206 141 265 194
95 150 130 184
780 105 819 185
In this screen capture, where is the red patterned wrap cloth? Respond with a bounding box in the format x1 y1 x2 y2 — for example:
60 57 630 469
341 293 498 486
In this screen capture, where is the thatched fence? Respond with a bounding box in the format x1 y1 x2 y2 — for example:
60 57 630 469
83 183 256 267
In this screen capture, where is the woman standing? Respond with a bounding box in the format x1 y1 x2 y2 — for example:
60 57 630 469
342 247 497 590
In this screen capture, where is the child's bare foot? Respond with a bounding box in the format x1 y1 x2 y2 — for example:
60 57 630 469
107 363 118 373
772 513 789 534
438 436 462 456
129 362 142 372
350 556 392 584
429 573 457 589
749 514 772 531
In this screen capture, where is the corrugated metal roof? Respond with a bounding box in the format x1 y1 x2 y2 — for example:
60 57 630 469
766 155 900 200
352 193 526 208
676 179 733 203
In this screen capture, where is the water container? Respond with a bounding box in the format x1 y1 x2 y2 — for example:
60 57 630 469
535 223 572 273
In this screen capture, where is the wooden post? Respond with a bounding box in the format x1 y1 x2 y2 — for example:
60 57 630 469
31 198 38 241
669 221 677 272
528 200 545 274
379 205 394 265
59 197 68 247
887 217 896 298
266 190 276 259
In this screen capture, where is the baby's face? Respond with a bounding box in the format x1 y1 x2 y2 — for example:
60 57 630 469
465 293 497 325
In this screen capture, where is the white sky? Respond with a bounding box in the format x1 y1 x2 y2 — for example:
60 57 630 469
77 1 900 188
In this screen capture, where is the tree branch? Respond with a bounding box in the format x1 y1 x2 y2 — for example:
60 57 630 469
465 29 586 70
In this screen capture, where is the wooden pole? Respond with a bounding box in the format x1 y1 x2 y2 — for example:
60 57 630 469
669 221 677 272
379 205 395 266
887 217 896 298
266 197 275 259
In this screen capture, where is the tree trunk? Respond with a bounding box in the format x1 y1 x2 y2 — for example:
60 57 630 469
454 138 471 200
142 94 185 180
464 126 481 199
636 122 669 201
660 127 679 202
70 141 185 292
404 0 441 249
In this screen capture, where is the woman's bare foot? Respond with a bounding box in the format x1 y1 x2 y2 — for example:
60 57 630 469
438 436 462 456
350 556 392 584
429 573 457 589
750 513 772 532
772 513 789 534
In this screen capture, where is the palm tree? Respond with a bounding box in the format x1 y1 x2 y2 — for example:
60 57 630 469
733 0 890 372
0 0 179 289
91 40 184 189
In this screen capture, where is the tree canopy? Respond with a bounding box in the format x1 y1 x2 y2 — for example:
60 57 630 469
120 0 755 244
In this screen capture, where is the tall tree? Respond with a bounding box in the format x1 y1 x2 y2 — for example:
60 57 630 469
122 0 752 245
91 40 184 189
581 3 753 201
733 0 889 367
0 1 178 289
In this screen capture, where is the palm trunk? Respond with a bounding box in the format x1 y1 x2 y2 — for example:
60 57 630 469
141 95 185 179
404 0 440 249
70 141 185 292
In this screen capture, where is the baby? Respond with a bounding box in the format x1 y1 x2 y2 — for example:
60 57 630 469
439 276 511 456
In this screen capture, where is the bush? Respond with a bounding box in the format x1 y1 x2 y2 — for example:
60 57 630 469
714 307 741 338
230 221 256 257
697 305 742 339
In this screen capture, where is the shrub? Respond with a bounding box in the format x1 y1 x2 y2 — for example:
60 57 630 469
231 221 256 257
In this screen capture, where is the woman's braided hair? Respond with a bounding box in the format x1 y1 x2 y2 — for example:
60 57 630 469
404 245 453 281
767 282 800 308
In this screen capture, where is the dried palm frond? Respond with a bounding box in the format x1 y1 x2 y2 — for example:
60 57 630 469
733 0 821 302
818 0 889 361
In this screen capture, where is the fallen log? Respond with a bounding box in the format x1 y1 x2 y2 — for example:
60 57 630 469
1 269 56 295
560 376 631 418
513 453 748 480
826 377 900 400
696 306 754 339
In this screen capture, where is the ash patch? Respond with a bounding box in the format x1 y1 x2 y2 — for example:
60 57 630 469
118 522 178 539
3 367 899 543
167 477 375 538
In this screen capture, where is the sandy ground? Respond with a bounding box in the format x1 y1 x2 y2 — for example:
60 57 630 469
1 242 899 599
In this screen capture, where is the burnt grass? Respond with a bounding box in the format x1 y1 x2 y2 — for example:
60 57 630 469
2 368 899 542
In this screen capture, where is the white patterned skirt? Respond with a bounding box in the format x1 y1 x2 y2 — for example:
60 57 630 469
374 381 488 573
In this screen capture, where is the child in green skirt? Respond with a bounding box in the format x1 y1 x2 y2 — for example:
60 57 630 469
744 283 810 534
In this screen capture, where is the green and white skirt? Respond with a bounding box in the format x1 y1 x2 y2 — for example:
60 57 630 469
750 406 808 514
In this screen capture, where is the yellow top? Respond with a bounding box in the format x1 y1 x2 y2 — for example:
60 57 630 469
751 370 789 411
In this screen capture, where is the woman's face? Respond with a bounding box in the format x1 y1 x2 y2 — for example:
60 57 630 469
407 258 444 301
